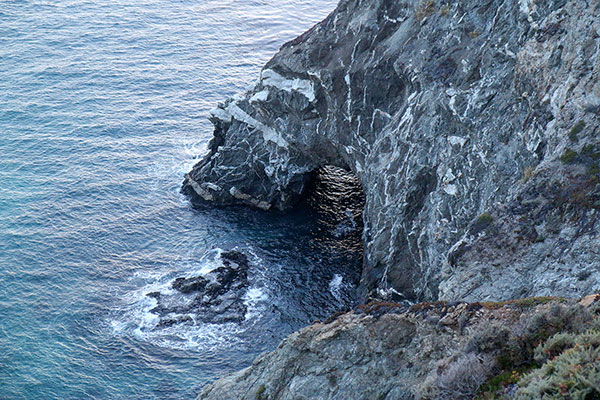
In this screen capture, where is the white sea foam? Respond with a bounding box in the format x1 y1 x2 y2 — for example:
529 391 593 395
329 274 344 301
243 286 269 319
132 318 245 351
111 247 273 351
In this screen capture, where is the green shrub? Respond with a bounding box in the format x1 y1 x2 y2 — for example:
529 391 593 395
477 366 536 399
476 213 494 224
520 304 592 345
475 304 597 399
466 323 510 353
582 144 600 161
514 330 600 399
469 213 495 235
560 149 579 164
534 329 600 364
256 384 268 400
569 120 585 141
420 353 496 400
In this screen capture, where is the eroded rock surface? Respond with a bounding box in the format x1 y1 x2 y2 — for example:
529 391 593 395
198 297 600 400
184 0 600 302
147 250 250 325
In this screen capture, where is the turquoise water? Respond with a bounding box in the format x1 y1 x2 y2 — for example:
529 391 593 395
0 1 360 398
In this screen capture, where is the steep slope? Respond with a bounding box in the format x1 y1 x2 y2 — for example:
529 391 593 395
183 0 600 302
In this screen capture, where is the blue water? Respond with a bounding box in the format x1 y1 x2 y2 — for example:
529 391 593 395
0 1 362 398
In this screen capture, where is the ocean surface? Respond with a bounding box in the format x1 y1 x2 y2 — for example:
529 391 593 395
0 1 365 398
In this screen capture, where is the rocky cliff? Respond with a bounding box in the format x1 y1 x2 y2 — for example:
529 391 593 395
198 296 600 399
184 0 600 303
184 0 600 397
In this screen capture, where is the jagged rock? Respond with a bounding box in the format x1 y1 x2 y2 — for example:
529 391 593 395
579 293 600 307
172 276 209 294
198 298 599 400
147 250 251 325
183 0 600 302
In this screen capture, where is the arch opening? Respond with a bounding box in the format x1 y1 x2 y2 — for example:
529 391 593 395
301 165 366 301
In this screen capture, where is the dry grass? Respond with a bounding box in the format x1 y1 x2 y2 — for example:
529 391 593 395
439 4 451 16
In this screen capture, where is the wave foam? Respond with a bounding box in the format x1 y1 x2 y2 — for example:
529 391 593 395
110 247 271 351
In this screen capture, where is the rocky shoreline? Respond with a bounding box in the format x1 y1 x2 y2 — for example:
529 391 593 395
183 0 600 397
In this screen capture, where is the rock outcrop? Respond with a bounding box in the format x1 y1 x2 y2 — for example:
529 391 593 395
198 297 600 400
147 250 251 326
183 0 600 302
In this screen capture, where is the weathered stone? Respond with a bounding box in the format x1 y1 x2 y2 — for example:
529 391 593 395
579 294 600 307
183 0 600 303
172 276 208 294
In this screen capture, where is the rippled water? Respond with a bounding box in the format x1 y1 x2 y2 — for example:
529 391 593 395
0 1 363 398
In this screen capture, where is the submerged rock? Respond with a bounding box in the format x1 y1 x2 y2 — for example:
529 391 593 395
183 0 600 302
147 250 251 326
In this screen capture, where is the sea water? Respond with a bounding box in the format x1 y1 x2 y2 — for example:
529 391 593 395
0 1 365 398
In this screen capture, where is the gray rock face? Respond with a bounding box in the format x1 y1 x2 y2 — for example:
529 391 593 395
184 0 600 302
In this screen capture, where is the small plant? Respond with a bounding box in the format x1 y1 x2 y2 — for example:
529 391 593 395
436 353 494 399
534 234 545 243
582 144 600 160
256 384 268 400
469 30 481 39
475 213 494 225
439 4 451 16
416 0 436 21
560 149 578 164
476 213 494 224
466 323 510 353
569 120 586 141
477 365 536 399
469 212 495 235
420 353 496 400
523 166 534 182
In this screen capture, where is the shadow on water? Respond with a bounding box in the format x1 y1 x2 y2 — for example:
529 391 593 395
188 165 365 310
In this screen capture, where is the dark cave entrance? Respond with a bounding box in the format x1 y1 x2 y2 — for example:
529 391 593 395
302 165 366 293
305 165 365 244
